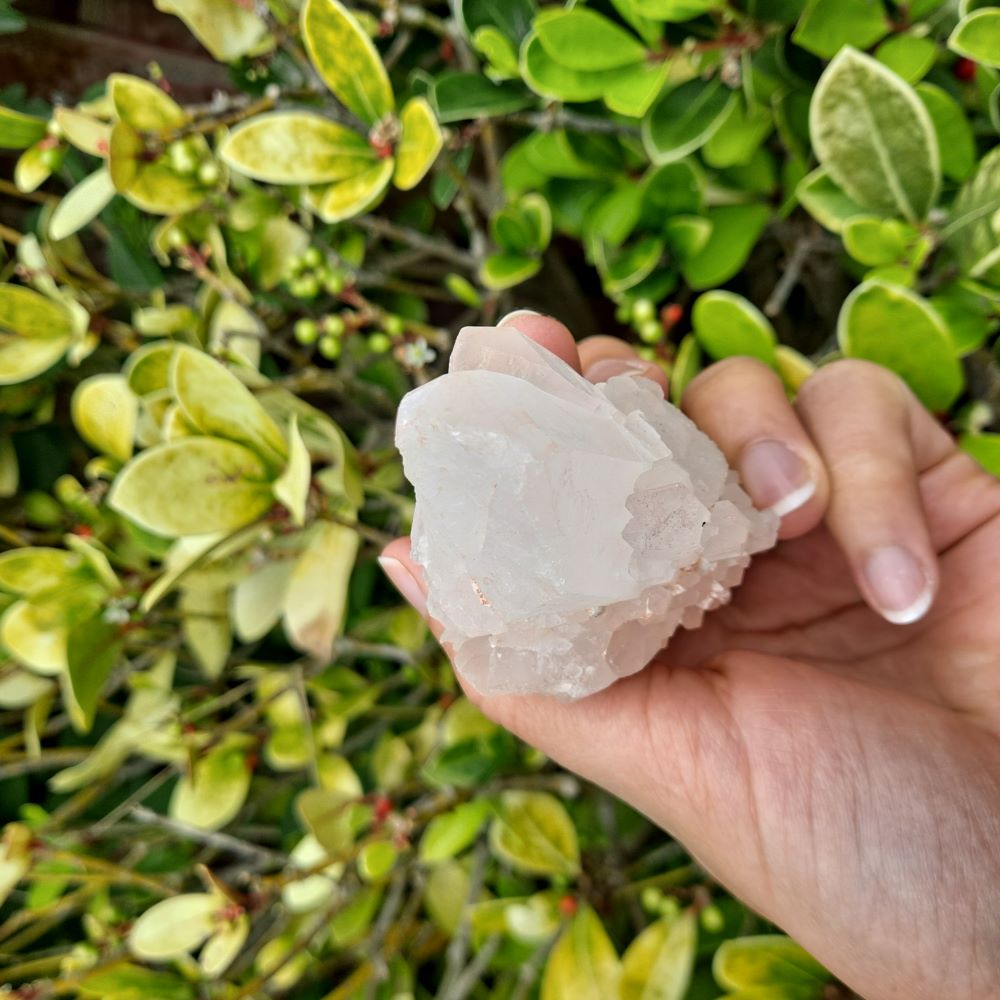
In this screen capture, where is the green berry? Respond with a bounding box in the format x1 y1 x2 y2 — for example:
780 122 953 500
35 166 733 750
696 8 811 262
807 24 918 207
615 303 631 324
318 335 342 360
700 904 725 933
640 887 664 913
367 332 392 354
303 246 323 269
638 319 664 344
197 160 220 187
383 314 405 337
168 140 199 176
322 269 347 295
632 298 656 324
166 226 188 250
294 318 319 345
636 346 656 361
321 314 346 337
290 274 320 300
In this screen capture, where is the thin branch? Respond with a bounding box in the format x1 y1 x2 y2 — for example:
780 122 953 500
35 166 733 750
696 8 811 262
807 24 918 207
129 805 288 869
439 934 502 1000
505 109 641 136
765 232 817 318
353 215 476 269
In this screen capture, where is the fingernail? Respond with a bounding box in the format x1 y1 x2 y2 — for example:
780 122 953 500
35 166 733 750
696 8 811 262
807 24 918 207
378 556 428 619
739 439 816 517
584 358 653 383
863 546 934 625
498 309 541 328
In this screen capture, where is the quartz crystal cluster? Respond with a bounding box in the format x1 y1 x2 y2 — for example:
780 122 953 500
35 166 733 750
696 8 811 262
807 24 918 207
396 325 778 700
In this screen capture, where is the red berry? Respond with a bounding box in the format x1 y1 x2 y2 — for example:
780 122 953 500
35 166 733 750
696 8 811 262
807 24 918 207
661 303 684 328
440 37 455 62
954 57 977 81
558 895 578 917
373 795 392 824
72 524 94 538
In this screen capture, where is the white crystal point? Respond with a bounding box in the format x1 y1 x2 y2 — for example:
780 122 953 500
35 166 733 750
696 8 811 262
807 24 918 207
396 325 778 700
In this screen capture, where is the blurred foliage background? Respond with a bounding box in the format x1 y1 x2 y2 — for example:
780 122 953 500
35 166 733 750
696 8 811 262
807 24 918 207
0 0 998 997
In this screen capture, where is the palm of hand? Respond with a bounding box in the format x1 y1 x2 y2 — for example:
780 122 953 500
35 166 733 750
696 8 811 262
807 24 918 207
382 316 1000 999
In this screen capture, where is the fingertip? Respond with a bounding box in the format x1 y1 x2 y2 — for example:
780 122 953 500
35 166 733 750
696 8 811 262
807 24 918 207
584 357 669 396
859 544 938 626
378 537 428 619
498 310 581 372
578 335 637 370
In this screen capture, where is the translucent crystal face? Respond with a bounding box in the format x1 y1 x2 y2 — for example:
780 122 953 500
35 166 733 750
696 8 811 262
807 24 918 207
396 326 778 700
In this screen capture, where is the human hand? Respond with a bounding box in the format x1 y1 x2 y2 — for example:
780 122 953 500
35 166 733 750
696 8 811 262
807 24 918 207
379 313 1000 1000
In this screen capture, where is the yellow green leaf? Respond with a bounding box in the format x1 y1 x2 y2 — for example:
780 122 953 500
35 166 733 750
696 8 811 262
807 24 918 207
109 73 188 131
128 893 218 960
0 437 16 499
124 340 177 396
0 667 54 709
0 824 32 909
108 437 275 537
419 799 493 864
71 374 137 463
489 790 580 877
282 521 359 658
0 548 79 595
318 157 394 222
170 347 288 471
949 9 1000 69
281 833 341 912
208 299 264 370
357 840 398 882
180 584 231 679
221 111 375 185
14 144 54 194
0 599 69 675
54 107 111 156
0 284 75 340
49 168 116 242
122 155 209 215
199 914 249 978
273 415 312 526
302 0 395 125
231 560 294 642
154 0 270 62
107 120 142 192
394 97 443 191
775 345 816 394
65 615 123 732
424 861 470 934
713 935 829 991
619 911 697 1000
541 906 621 1000
170 739 251 830
0 335 72 385
0 105 48 150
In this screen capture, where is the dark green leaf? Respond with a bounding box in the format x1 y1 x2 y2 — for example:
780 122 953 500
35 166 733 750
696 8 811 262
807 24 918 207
534 8 647 71
643 78 737 164
680 203 770 289
793 0 889 59
66 615 123 732
432 73 534 122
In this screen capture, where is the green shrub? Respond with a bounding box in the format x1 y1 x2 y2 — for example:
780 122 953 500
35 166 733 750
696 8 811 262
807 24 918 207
0 0 998 996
